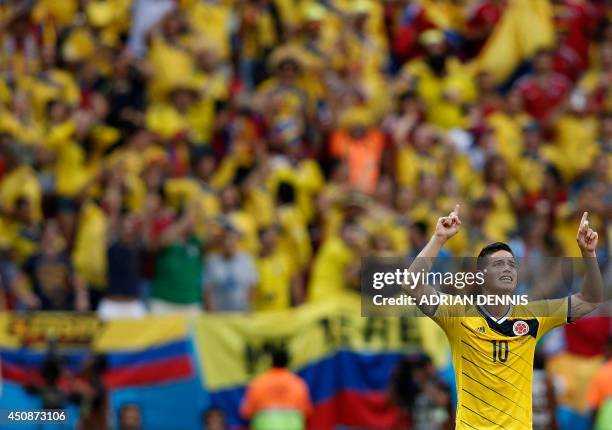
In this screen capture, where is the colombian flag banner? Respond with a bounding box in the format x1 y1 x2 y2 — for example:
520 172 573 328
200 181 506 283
0 296 449 430
0 312 206 430
194 293 447 430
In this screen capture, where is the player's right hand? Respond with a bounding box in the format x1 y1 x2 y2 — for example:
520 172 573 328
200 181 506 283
434 204 461 241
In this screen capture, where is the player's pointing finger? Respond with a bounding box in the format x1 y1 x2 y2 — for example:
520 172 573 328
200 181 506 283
580 211 588 226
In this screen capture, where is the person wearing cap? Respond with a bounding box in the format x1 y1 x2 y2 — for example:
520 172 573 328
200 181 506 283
254 46 311 121
145 74 216 146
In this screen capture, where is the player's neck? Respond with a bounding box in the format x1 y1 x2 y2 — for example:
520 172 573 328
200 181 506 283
481 303 511 321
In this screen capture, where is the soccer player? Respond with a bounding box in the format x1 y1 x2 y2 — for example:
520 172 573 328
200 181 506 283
405 205 604 429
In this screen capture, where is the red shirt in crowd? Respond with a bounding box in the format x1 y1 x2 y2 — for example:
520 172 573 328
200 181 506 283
516 73 571 120
565 317 612 357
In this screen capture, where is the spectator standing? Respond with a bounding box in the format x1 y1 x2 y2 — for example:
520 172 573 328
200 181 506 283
13 219 88 311
240 348 312 430
204 225 258 313
97 211 147 321
254 224 301 311
150 205 205 315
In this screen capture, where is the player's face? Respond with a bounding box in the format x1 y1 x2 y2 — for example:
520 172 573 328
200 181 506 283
482 250 517 294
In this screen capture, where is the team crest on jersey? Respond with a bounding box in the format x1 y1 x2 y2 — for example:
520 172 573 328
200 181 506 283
512 320 529 336
477 326 486 333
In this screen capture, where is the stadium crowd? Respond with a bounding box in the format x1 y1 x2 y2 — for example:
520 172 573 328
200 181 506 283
0 0 611 427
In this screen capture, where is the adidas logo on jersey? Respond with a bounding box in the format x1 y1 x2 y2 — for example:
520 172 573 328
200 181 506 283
477 326 486 333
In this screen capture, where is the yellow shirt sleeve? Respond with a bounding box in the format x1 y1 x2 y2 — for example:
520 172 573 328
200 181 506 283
527 297 570 339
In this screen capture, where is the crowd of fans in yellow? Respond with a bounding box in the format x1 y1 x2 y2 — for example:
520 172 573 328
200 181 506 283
0 0 609 316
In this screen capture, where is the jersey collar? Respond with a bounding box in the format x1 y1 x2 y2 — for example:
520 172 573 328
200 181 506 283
477 304 513 324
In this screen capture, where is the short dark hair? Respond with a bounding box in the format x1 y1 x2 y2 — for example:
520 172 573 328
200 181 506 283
271 347 289 368
477 242 514 270
478 242 514 259
411 220 428 236
277 181 296 205
202 406 225 424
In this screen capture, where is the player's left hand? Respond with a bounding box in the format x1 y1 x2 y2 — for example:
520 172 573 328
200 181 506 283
576 211 598 255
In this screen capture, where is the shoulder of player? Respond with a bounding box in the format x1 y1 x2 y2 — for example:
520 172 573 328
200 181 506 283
515 298 568 315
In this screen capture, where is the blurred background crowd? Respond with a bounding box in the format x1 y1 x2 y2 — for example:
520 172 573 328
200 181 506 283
0 0 609 315
0 0 611 428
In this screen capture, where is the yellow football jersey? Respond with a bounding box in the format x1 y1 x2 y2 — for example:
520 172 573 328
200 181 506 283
433 297 570 429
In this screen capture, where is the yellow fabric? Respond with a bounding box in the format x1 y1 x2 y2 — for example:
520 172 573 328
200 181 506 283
547 352 605 413
146 98 214 143
93 315 187 351
0 166 42 221
469 181 519 242
194 294 431 390
9 222 40 264
550 114 599 181
189 1 232 60
148 38 196 101
396 146 441 188
486 112 530 168
240 4 278 59
163 177 219 234
403 58 477 129
244 186 275 228
277 205 312 271
473 0 555 83
255 250 295 312
229 210 260 255
72 202 108 289
34 0 78 26
422 0 466 32
435 297 568 429
0 110 43 145
308 236 355 302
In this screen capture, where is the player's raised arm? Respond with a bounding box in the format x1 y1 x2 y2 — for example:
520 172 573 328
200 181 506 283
569 212 604 320
404 204 462 317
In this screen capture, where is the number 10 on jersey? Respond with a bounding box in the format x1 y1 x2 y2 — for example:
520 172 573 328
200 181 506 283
491 340 509 362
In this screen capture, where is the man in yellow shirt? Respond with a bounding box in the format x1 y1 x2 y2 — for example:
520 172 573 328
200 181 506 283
254 224 301 311
308 221 367 302
402 205 603 429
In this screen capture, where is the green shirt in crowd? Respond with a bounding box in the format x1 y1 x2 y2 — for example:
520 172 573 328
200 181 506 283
151 236 203 304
